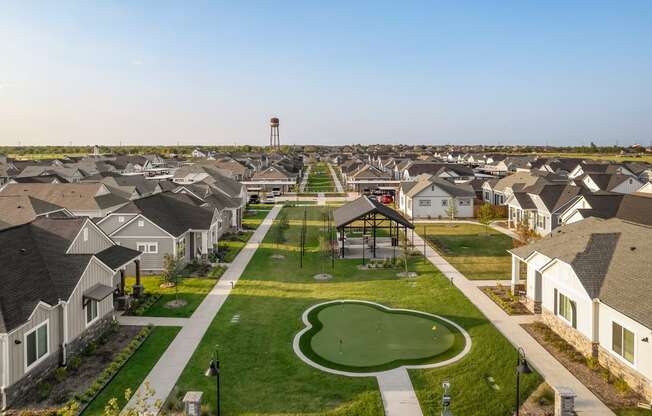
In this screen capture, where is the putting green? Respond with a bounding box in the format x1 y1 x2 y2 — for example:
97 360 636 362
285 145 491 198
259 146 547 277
298 301 468 373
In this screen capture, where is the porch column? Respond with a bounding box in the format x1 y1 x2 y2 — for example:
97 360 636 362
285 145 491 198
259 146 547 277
132 259 144 298
120 269 126 295
511 255 520 295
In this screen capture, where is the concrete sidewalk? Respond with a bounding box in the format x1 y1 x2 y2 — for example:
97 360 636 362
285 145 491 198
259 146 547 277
377 368 423 416
117 315 189 327
327 163 344 193
123 206 282 413
299 165 311 192
409 229 614 415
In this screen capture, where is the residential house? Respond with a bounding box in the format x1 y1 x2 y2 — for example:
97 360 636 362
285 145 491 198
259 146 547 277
399 175 475 219
97 192 221 273
483 171 567 206
559 192 652 226
0 196 73 231
576 173 644 194
509 218 652 403
0 217 141 409
246 165 296 194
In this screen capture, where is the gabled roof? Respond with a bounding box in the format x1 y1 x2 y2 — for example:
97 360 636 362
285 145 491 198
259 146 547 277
582 173 639 191
0 195 69 230
510 218 652 329
334 196 413 229
350 164 391 180
404 176 475 198
0 183 129 212
95 245 141 270
0 218 95 332
252 165 292 180
113 192 215 236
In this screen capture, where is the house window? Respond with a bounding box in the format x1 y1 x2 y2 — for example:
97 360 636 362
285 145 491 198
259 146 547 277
83 228 89 242
136 242 158 253
118 216 125 223
138 220 145 227
419 199 431 207
558 293 576 328
86 299 98 325
25 321 49 370
459 199 470 206
612 322 635 363
441 199 448 207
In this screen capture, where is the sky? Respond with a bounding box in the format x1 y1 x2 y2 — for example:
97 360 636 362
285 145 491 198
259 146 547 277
0 1 650 147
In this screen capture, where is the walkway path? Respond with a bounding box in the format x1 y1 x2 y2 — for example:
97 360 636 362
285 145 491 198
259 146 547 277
413 218 520 241
299 165 311 192
317 192 326 205
123 206 282 413
327 163 345 192
377 369 423 416
409 229 614 415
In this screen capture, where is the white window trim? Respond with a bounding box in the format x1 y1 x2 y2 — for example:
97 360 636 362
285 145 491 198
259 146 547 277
137 242 158 254
85 299 99 327
118 216 125 223
83 228 89 242
137 220 145 227
24 319 50 372
611 320 637 368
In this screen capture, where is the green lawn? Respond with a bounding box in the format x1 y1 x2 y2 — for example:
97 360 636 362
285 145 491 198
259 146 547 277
127 275 218 317
218 231 254 262
243 207 272 230
422 223 514 280
173 207 542 415
306 163 335 192
81 326 180 416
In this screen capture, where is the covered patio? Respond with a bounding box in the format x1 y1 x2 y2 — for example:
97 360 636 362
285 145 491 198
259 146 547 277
333 196 414 262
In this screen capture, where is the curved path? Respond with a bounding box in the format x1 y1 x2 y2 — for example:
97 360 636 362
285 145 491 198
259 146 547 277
121 206 281 414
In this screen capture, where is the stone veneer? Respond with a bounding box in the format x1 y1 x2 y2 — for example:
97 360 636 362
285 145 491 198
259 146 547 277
597 345 652 403
3 315 113 410
541 308 652 403
525 298 542 315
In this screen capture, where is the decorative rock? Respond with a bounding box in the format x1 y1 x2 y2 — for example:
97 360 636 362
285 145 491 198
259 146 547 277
165 299 188 309
313 273 333 281
396 271 418 278
271 254 286 260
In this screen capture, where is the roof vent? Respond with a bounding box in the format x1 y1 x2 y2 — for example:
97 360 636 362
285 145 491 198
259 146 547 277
20 248 27 254
630 246 636 251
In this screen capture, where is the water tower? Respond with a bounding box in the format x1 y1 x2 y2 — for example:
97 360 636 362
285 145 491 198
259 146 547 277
270 117 280 148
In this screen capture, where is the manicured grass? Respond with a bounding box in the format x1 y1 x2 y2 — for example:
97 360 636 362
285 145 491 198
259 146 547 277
218 231 253 263
174 207 542 415
306 163 335 192
243 207 272 230
422 223 514 280
300 301 465 372
81 326 180 416
126 275 218 317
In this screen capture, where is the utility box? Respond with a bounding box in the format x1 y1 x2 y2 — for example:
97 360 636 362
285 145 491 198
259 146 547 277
183 391 203 416
554 386 576 416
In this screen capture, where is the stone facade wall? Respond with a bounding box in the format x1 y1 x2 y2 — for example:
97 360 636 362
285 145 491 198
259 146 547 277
525 298 542 314
541 308 594 357
3 316 113 410
597 345 652 402
3 352 61 410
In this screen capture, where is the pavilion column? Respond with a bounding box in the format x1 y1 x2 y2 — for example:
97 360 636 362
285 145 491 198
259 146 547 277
132 259 144 298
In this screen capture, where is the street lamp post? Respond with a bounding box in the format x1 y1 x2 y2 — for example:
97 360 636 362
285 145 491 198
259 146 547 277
205 347 221 416
515 347 532 416
441 379 452 416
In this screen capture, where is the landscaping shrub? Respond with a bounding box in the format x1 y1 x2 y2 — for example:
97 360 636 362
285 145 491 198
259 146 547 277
601 368 613 384
37 382 52 401
82 341 97 356
54 367 67 382
67 356 81 372
614 376 631 396
586 356 600 370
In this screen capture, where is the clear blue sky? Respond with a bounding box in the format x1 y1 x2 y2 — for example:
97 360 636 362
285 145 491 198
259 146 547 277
1 1 650 146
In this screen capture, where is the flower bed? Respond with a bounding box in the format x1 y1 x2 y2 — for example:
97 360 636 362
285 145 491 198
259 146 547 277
522 322 647 413
481 284 531 315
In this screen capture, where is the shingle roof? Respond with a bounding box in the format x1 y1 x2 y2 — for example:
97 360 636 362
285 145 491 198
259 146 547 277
95 245 141 269
510 218 652 329
334 196 413 229
0 196 68 230
0 218 94 332
404 176 475 198
113 192 215 236
0 183 129 212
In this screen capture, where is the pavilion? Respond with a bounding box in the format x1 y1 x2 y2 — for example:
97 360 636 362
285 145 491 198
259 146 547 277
333 196 414 260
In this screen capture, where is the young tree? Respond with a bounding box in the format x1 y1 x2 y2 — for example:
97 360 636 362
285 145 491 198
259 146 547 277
273 221 286 248
478 203 495 235
162 254 183 303
513 216 541 247
446 197 458 221
318 233 331 273
103 382 161 416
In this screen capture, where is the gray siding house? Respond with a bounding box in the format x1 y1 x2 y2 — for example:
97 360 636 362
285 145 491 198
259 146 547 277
97 192 221 273
0 217 141 410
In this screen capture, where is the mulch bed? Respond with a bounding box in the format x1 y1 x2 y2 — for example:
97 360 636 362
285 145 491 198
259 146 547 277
522 322 646 412
8 325 143 414
481 285 532 315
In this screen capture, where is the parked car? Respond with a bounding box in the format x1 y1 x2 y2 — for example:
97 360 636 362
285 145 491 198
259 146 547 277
249 194 260 204
381 195 393 204
262 193 275 204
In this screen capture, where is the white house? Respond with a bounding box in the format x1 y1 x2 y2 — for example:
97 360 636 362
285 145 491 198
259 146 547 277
510 218 652 403
399 176 474 219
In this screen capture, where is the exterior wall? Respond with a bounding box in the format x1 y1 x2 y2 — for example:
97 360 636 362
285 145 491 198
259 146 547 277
114 236 174 271
110 215 170 239
612 178 644 194
68 222 113 254
598 303 652 401
66 258 115 341
408 186 473 219
524 252 551 311
4 304 62 393
97 213 138 235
